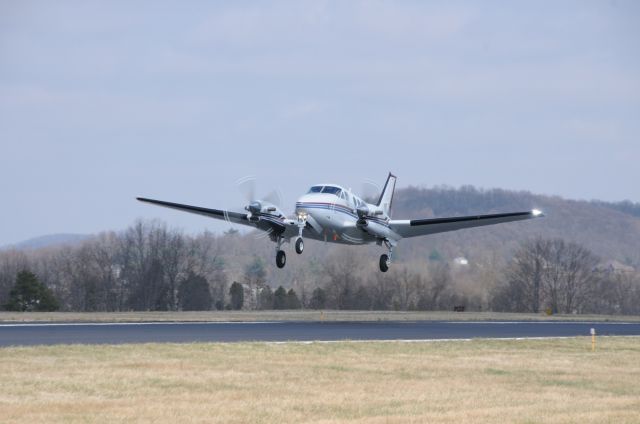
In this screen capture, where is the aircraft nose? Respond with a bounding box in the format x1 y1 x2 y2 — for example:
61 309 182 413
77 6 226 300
295 194 314 215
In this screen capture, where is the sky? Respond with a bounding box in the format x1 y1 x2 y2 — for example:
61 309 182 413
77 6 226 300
1 0 639 245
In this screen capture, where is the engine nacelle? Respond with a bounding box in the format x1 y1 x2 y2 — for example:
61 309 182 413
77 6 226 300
357 218 396 240
356 205 384 218
245 201 284 221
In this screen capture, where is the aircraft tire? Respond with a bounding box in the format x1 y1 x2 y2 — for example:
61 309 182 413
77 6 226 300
295 238 304 254
276 250 286 268
379 254 389 272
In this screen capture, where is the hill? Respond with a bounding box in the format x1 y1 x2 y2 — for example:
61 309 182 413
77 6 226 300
391 186 640 267
3 234 91 251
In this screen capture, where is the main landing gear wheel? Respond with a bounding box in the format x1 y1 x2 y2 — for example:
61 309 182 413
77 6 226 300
379 254 389 272
276 250 286 268
295 238 304 254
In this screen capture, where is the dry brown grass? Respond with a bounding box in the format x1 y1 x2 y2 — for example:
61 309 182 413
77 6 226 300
1 337 639 423
1 310 639 323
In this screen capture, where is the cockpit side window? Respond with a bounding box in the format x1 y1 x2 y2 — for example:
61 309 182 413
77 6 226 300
321 186 342 196
307 186 323 193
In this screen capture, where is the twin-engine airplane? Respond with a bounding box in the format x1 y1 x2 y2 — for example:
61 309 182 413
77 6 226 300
137 173 543 272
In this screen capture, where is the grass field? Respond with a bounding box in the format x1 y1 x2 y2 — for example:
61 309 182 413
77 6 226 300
1 337 639 423
1 310 639 323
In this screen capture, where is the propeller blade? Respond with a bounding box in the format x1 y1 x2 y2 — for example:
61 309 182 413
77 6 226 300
361 179 381 203
236 175 256 202
262 189 282 208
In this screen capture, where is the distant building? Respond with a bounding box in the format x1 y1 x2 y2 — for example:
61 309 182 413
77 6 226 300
453 257 469 266
594 260 635 275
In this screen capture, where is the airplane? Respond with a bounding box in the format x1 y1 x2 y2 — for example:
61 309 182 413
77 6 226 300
137 173 543 272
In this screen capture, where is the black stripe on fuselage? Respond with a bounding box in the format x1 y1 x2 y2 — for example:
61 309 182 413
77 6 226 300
410 211 532 226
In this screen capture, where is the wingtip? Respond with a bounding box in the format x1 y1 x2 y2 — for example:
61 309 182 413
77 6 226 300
531 209 545 217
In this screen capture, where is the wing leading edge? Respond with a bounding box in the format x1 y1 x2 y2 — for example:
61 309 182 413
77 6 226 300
389 210 543 239
136 197 251 227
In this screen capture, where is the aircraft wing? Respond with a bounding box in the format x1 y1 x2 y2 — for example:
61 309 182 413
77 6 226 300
136 197 287 235
389 210 543 239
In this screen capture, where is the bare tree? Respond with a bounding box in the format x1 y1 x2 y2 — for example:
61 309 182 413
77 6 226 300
161 229 186 311
428 262 451 309
494 238 599 314
560 241 599 313
322 248 362 309
500 238 548 313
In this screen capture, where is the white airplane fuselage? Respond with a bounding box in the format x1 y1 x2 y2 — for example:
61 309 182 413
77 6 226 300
294 184 399 245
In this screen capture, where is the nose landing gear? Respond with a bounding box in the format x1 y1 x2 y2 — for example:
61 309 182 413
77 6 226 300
295 213 307 255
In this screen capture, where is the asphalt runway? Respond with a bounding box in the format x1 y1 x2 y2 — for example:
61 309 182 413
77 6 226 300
1 320 639 347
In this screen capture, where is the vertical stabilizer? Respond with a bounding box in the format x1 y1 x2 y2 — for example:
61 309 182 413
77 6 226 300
376 173 397 217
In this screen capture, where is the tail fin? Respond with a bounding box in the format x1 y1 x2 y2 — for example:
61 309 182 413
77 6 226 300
376 172 397 217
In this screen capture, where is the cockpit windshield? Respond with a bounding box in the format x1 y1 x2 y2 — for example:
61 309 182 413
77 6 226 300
307 185 342 197
321 186 342 196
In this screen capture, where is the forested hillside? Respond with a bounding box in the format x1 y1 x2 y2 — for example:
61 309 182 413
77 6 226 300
1 186 638 314
392 186 640 267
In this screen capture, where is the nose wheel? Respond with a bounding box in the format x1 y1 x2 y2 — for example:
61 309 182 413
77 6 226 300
295 213 307 255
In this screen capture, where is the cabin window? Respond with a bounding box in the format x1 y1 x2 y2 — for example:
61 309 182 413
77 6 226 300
321 186 342 196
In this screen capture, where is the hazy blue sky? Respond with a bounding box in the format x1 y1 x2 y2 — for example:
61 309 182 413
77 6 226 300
1 1 638 245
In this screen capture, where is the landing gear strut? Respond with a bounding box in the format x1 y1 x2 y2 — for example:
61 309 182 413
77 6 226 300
379 239 394 272
275 235 286 269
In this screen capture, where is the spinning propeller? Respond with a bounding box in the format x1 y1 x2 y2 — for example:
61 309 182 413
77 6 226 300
235 176 284 222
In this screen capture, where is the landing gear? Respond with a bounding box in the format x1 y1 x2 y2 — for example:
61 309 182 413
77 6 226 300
378 239 395 272
276 250 286 268
274 235 287 269
379 254 389 272
295 212 307 255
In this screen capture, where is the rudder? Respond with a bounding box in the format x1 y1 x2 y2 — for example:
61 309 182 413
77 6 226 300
376 172 397 217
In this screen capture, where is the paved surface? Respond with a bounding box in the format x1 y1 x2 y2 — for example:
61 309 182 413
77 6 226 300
1 321 639 347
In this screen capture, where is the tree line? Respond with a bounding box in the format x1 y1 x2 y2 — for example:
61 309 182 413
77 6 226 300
1 219 639 314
